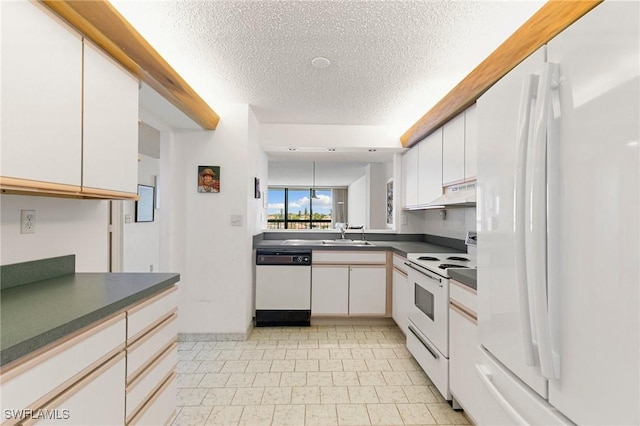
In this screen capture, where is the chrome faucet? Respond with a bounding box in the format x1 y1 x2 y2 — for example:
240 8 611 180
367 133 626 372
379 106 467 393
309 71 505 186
335 222 347 239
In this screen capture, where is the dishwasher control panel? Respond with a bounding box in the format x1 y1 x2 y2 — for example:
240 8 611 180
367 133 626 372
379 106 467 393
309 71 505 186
256 250 312 266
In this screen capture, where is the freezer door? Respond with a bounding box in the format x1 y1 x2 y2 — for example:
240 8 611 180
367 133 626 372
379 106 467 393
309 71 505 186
476 346 572 426
476 46 548 398
545 1 640 424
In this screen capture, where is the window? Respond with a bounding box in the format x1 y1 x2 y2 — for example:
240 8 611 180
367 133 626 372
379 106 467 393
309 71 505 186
267 187 337 229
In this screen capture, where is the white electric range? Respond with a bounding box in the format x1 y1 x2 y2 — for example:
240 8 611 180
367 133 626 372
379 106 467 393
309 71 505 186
404 250 476 400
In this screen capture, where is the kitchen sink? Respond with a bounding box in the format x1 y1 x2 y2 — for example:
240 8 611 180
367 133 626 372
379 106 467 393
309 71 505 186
321 239 375 246
280 239 374 247
280 239 324 246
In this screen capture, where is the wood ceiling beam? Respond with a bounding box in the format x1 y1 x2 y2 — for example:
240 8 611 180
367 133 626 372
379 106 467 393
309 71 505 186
40 0 220 130
400 0 602 148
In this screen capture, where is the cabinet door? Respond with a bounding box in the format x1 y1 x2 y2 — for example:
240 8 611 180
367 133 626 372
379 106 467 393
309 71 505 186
83 41 139 194
349 266 386 315
0 1 82 187
311 266 349 315
442 113 465 185
401 146 419 208
392 267 408 334
418 128 443 205
464 104 477 180
34 354 126 426
449 306 510 425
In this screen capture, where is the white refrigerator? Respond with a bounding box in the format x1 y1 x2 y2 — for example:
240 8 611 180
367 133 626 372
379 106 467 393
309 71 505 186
476 1 639 425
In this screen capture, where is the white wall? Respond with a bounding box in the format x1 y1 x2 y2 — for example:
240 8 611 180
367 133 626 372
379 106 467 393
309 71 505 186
400 207 476 240
348 174 367 227
0 195 109 271
123 154 160 272
368 163 388 229
162 104 267 336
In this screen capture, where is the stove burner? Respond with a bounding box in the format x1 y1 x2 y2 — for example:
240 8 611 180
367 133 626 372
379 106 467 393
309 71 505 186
418 256 440 261
447 256 469 262
438 264 469 270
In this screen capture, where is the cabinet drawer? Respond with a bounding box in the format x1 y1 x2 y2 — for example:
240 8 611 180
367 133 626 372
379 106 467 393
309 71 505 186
126 343 177 421
0 314 125 421
127 287 178 343
450 279 477 315
313 251 386 264
127 315 177 382
128 374 176 426
392 254 408 273
28 353 126 426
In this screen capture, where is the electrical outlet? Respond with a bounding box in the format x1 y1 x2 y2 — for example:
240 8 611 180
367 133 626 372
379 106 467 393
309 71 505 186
21 210 36 234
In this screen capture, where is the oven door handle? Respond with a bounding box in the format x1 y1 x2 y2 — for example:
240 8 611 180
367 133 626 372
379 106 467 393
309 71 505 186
404 262 442 284
408 325 439 360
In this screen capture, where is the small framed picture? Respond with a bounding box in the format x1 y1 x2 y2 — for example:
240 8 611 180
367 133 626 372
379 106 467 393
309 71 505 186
136 185 155 222
254 177 261 198
198 166 220 193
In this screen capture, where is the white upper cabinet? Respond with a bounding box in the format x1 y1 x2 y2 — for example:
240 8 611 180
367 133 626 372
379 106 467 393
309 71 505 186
1 1 82 187
442 104 477 186
418 127 443 205
402 144 419 208
464 104 478 180
0 2 139 199
83 41 139 195
442 113 465 185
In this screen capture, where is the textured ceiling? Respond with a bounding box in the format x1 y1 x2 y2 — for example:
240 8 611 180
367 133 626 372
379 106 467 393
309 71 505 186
112 0 544 132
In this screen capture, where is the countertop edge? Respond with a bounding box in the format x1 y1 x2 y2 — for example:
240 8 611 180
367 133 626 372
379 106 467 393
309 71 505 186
448 269 477 290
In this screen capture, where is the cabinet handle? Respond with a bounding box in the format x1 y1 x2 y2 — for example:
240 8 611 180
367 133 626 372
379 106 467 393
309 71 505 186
408 325 439 360
449 300 477 325
405 262 442 283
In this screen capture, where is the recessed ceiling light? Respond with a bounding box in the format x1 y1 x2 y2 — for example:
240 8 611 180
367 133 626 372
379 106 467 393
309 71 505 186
311 57 331 69
368 149 377 152
327 148 336 152
288 148 297 151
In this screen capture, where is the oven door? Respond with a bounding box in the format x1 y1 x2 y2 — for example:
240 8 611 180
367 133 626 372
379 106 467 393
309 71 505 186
407 262 449 356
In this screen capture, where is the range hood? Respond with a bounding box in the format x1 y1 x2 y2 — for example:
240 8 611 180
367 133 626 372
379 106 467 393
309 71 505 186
429 182 477 208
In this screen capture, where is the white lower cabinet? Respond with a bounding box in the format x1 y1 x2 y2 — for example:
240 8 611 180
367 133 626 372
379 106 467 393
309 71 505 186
32 354 126 426
0 285 178 426
311 266 349 315
349 266 386 315
391 254 409 334
449 279 507 424
311 251 388 317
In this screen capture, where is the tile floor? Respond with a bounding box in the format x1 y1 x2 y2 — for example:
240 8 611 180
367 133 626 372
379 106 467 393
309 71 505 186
172 324 470 425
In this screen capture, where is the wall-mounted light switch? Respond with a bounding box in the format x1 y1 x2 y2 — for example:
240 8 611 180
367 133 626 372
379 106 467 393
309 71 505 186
230 215 243 226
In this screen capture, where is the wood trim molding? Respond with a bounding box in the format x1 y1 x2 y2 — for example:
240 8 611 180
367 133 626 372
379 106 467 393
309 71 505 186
80 186 139 200
127 286 178 316
20 352 127 426
39 0 220 130
0 176 138 200
449 300 478 325
400 1 602 148
0 312 126 381
127 371 176 426
127 308 178 347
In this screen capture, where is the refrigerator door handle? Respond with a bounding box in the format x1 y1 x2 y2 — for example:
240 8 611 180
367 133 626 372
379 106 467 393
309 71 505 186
514 74 538 366
528 62 559 380
475 364 529 426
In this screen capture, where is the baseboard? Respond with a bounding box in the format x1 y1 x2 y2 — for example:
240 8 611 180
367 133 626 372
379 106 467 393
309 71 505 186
310 317 396 327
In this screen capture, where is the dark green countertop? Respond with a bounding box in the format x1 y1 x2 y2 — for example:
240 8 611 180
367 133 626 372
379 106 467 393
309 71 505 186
1 272 180 366
449 268 477 290
254 240 465 257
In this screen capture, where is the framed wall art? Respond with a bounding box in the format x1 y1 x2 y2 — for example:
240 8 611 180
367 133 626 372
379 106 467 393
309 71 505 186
254 177 261 198
136 185 155 222
197 166 220 193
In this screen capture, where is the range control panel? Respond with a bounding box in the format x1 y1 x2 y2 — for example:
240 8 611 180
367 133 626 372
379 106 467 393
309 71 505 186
256 250 312 266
